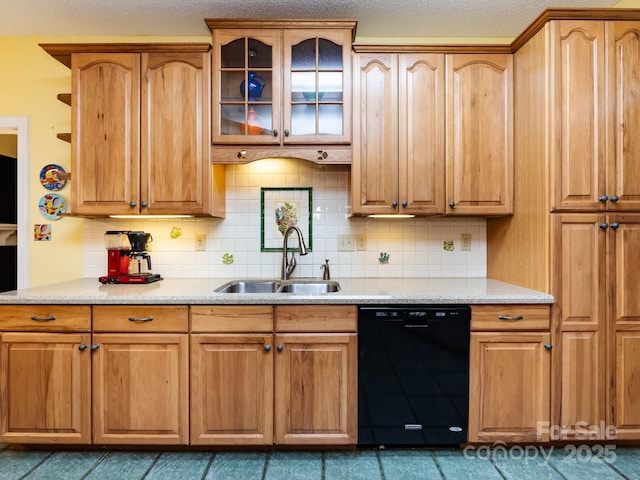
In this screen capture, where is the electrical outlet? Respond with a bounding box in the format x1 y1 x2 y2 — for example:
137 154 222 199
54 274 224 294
195 234 207 251
337 234 356 251
356 234 367 251
460 233 472 251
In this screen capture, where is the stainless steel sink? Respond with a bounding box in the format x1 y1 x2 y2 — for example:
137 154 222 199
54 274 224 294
215 280 281 293
277 280 341 294
215 279 340 294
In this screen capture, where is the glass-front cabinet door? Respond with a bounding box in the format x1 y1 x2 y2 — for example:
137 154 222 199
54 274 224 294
211 22 353 147
283 29 352 144
213 30 282 144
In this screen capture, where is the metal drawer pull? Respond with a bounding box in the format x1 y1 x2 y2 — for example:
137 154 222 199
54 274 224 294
128 316 154 322
30 315 56 322
498 315 524 321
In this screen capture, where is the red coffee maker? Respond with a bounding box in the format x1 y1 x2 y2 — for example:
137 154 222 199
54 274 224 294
99 230 162 284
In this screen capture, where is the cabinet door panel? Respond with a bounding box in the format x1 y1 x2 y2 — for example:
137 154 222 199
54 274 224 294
552 214 606 329
398 54 445 215
468 332 550 443
274 333 356 445
92 333 188 445
141 52 210 215
446 54 513 215
560 331 604 438
607 22 640 211
71 53 140 215
283 29 352 144
550 20 606 211
190 334 273 445
611 215 640 326
212 30 281 145
352 54 398 215
614 331 640 438
0 333 91 444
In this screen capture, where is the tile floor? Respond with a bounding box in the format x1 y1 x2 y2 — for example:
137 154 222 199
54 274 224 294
0 443 639 480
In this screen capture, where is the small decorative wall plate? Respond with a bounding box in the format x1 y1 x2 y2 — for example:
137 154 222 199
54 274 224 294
38 193 67 220
39 164 67 191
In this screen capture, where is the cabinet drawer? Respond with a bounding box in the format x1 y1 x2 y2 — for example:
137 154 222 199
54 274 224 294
0 305 90 331
92 306 188 332
471 304 550 331
275 305 357 332
190 305 273 333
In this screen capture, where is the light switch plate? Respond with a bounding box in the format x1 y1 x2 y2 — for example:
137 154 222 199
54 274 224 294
460 233 471 251
195 234 207 251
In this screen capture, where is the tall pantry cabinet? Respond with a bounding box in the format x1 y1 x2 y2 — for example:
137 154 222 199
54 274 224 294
487 11 640 441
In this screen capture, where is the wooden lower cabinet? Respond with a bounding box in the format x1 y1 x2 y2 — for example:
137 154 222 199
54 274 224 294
91 333 189 445
613 330 640 439
189 305 358 446
190 333 273 445
0 332 91 444
274 333 357 445
468 305 551 443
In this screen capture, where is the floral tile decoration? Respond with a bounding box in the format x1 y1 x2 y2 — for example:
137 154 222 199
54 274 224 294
260 187 312 252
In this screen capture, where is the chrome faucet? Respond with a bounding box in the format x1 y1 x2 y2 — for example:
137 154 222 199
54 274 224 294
281 225 309 280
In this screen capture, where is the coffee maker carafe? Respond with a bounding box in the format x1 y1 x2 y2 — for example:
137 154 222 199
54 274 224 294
127 231 154 277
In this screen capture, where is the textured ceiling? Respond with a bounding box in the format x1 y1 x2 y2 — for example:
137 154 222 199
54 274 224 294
1 0 618 39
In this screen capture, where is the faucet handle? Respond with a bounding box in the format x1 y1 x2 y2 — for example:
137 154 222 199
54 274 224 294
321 259 330 280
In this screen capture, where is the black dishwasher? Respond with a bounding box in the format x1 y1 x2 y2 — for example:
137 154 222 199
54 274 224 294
358 305 471 447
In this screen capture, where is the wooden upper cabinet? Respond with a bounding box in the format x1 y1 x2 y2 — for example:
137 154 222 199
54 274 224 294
211 29 282 145
445 53 513 216
72 53 140 216
352 52 445 215
550 20 607 212
209 20 355 163
56 44 222 217
141 52 211 215
352 53 399 215
606 22 640 211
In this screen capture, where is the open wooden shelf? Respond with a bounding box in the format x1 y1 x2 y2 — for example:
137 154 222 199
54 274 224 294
57 93 71 106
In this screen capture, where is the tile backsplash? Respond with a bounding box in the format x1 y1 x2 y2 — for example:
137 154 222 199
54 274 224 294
83 159 487 279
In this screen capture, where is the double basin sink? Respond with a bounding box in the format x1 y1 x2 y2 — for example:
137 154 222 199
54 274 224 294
215 279 341 294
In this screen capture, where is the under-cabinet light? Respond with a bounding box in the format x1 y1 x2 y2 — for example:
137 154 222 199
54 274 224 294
109 215 194 219
368 214 416 219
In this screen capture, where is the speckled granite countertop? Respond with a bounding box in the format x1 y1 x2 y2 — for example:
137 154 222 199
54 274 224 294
0 277 553 305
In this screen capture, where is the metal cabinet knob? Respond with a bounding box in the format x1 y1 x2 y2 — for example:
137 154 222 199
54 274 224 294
599 195 609 202
264 344 271 352
273 129 279 137
610 195 619 202
599 223 609 229
543 343 553 351
402 201 408 208
141 201 148 207
90 344 100 352
610 223 620 229
284 129 290 137
78 344 88 351
449 201 456 208
129 201 137 207
276 344 283 353
391 201 398 208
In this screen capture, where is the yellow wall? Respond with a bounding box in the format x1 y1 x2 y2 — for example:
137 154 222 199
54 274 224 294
0 35 207 287
614 0 640 6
